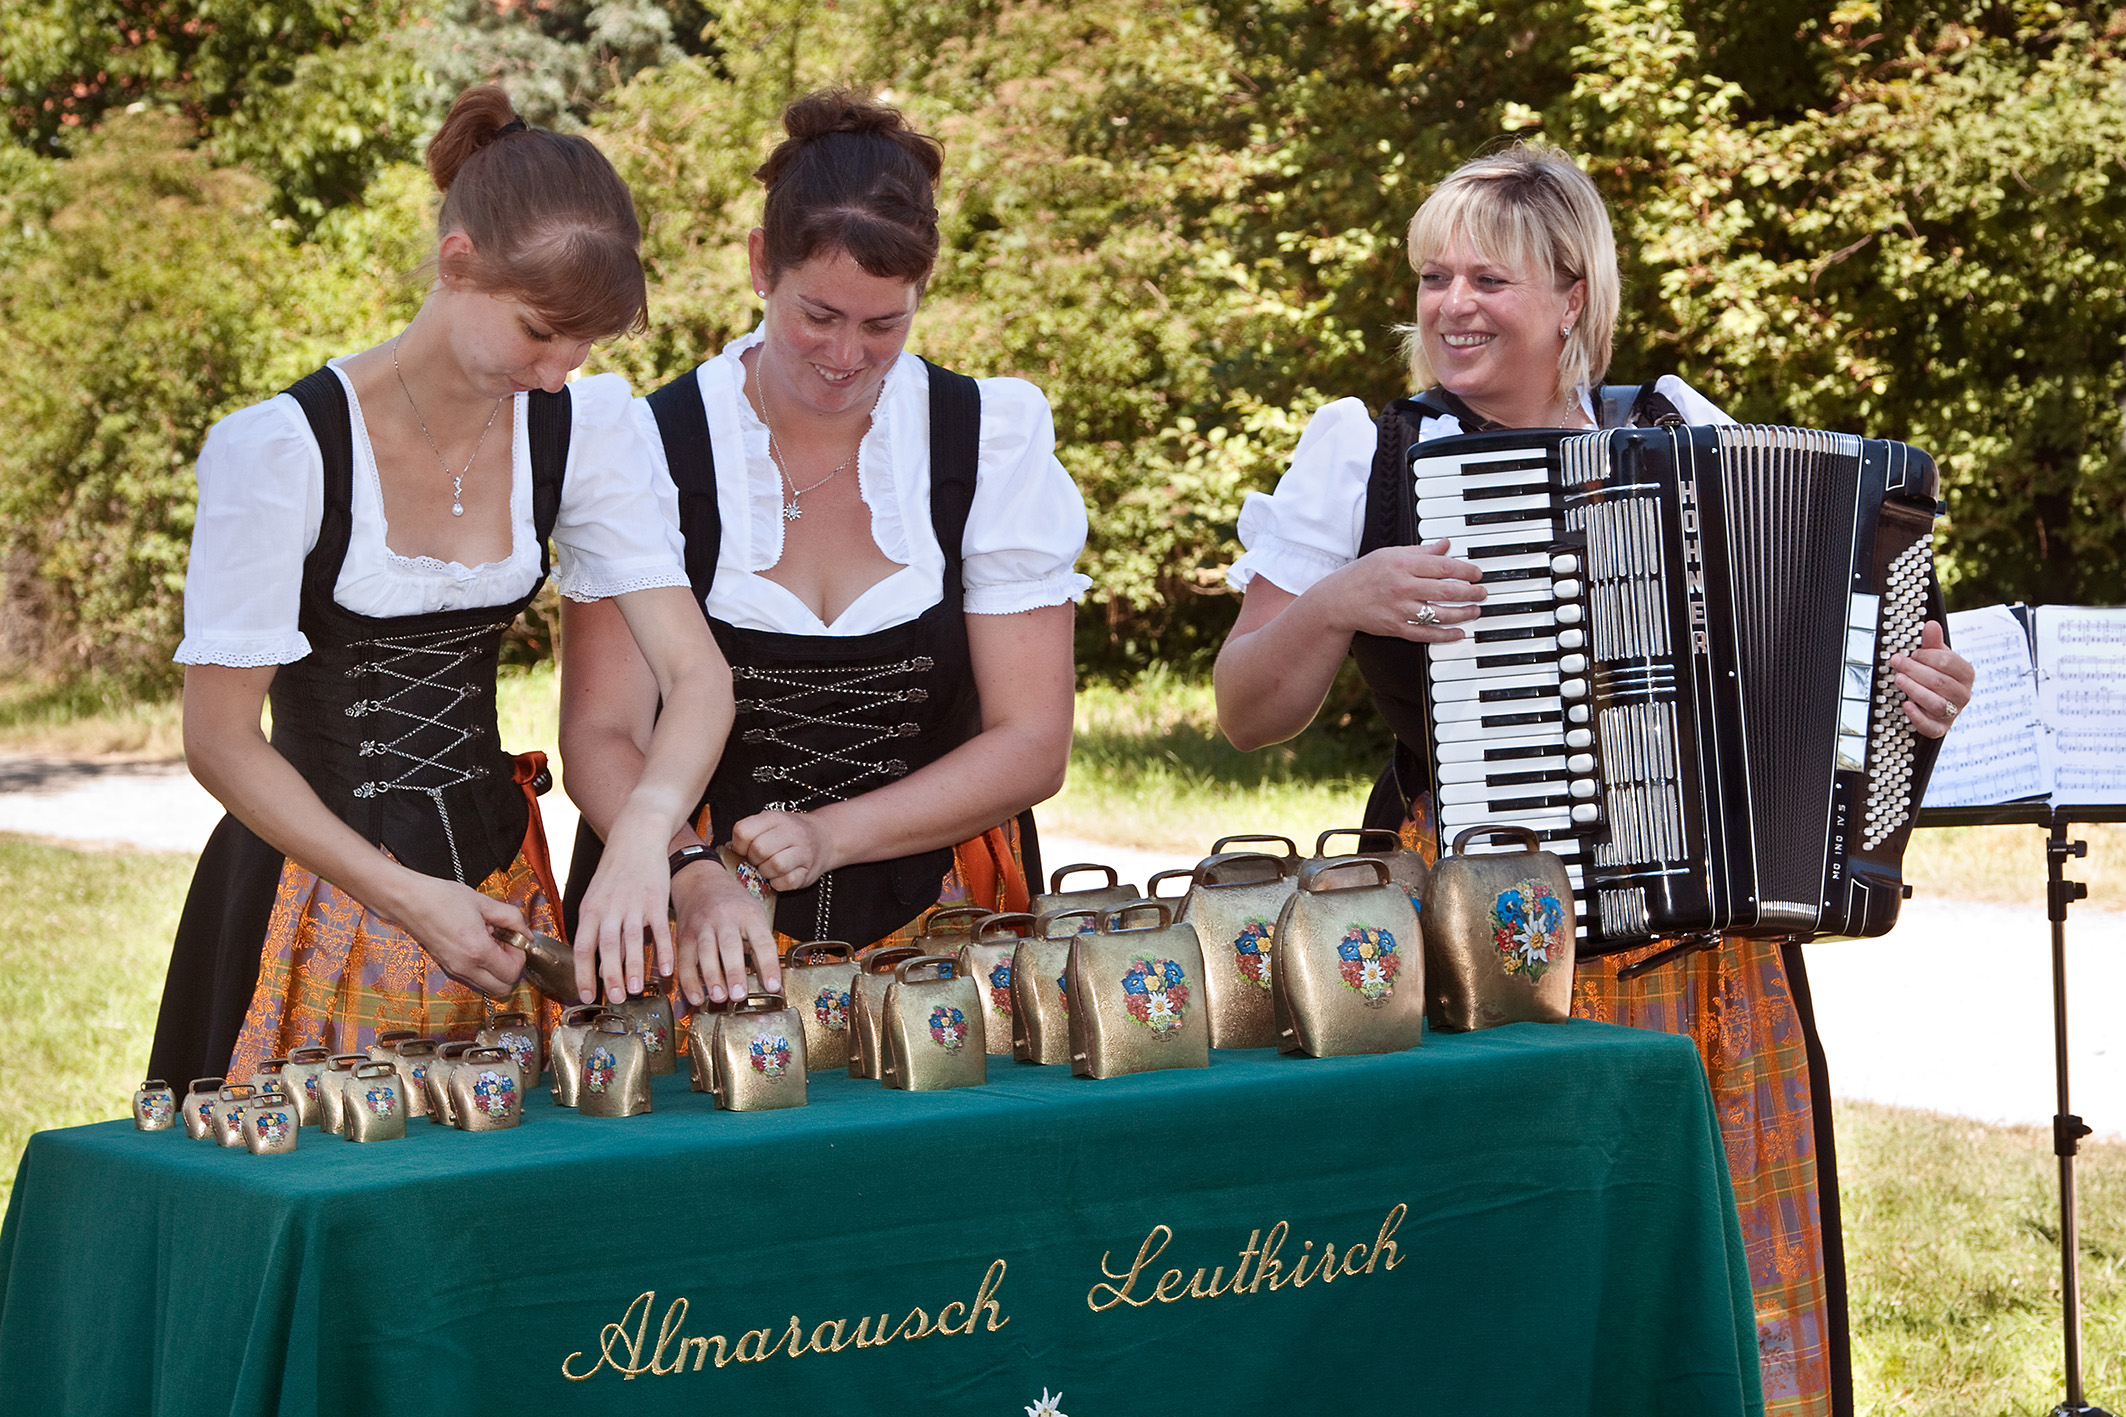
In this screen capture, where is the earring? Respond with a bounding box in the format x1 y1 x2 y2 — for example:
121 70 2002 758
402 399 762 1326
1560 325 1573 340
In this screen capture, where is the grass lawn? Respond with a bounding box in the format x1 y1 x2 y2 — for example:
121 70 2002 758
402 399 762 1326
0 830 2117 1413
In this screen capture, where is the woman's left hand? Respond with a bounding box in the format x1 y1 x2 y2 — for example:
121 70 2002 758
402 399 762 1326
1891 620 1976 739
731 809 844 892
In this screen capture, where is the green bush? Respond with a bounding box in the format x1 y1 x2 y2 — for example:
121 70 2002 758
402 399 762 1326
5 0 2125 689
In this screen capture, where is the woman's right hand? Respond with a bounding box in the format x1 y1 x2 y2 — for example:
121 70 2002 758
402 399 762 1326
381 869 533 998
670 860 781 1008
1316 538 1486 641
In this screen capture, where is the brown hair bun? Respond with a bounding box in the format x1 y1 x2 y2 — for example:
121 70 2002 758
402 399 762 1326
424 85 648 340
754 89 944 285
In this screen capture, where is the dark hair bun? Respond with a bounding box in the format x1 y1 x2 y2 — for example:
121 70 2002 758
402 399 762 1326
426 86 523 194
754 89 944 283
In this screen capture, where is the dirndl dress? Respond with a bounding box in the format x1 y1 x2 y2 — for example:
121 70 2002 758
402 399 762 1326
147 368 579 1085
564 356 1041 963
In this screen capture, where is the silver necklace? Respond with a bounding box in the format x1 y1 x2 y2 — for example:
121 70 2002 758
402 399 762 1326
392 333 506 517
752 353 875 523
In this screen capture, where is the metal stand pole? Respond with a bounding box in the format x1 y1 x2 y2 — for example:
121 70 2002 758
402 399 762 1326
2045 817 2113 1417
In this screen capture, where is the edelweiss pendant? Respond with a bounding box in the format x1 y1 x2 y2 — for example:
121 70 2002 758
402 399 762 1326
782 500 802 522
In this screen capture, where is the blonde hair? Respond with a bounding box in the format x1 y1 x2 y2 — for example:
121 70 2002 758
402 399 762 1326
1401 143 1619 408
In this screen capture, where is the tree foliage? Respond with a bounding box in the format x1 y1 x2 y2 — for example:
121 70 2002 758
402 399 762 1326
2 0 2123 685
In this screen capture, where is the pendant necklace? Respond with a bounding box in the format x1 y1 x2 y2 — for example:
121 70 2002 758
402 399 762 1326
753 352 875 523
393 333 506 517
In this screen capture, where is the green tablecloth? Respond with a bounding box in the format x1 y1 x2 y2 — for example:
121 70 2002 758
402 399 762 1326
0 1021 1761 1416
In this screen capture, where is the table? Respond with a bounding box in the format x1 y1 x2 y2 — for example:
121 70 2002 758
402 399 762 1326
0 1021 1762 1416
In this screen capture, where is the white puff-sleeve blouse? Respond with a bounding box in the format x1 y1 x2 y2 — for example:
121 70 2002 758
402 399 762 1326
634 328 1092 637
1227 375 1734 597
174 364 689 667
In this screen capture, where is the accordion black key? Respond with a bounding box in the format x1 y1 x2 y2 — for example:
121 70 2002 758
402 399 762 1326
1382 423 1943 954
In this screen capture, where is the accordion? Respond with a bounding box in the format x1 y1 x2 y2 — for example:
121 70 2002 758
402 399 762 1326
1359 423 1944 957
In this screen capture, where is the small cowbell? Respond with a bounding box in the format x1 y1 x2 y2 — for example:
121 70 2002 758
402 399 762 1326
611 986 677 1076
181 1077 223 1140
1179 851 1296 1049
1314 828 1429 916
780 941 858 1073
1422 825 1576 1031
132 1079 176 1131
1065 901 1210 1079
548 1004 605 1107
683 999 727 1093
960 914 1033 1058
709 993 810 1111
508 928 581 1005
318 1053 368 1135
344 1062 408 1142
1011 911 1086 1066
366 1030 421 1064
881 956 986 1092
447 1047 524 1131
1031 863 1140 923
248 1056 290 1100
1271 856 1426 1057
391 1039 438 1118
277 1047 331 1126
213 1084 258 1147
1209 833 1302 876
849 944 923 1080
477 1009 543 1083
240 1088 300 1154
578 1014 653 1117
424 1042 475 1127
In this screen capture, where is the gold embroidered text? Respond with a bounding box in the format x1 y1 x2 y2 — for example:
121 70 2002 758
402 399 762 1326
563 1258 1009 1381
1087 1205 1407 1312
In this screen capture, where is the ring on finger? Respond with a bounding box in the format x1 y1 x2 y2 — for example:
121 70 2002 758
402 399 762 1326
1407 603 1441 628
1943 700 1960 721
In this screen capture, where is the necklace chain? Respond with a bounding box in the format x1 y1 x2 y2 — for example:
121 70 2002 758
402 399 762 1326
752 352 878 523
392 333 507 518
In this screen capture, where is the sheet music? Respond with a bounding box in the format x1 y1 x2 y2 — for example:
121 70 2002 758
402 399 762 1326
1923 605 2047 807
2037 605 2126 805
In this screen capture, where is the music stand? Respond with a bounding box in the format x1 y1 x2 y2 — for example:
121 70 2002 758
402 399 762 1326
1915 802 2122 1417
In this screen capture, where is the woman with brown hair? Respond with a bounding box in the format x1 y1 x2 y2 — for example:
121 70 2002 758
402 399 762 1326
148 86 727 1085
1214 144 1973 1417
559 89 1085 1008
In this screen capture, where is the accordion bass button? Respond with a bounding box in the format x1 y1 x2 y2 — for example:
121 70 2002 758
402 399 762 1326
1561 678 1588 699
1571 804 1600 824
1570 779 1598 799
1553 578 1583 599
1568 705 1591 723
1551 554 1580 575
1566 728 1593 749
1567 753 1595 774
1558 628 1585 649
1560 653 1588 674
1557 604 1584 624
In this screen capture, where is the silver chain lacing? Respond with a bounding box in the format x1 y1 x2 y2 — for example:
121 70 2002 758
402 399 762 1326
731 654 935 937
342 620 511 883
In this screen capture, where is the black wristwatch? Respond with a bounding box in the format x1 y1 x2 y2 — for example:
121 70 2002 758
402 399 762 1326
668 843 718 878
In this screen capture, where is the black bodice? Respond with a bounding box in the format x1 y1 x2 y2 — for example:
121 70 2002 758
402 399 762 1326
273 368 570 885
562 359 988 946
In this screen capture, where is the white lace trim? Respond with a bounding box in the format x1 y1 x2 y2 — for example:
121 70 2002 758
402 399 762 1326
558 566 694 603
1226 532 1350 597
963 572 1093 616
173 632 313 668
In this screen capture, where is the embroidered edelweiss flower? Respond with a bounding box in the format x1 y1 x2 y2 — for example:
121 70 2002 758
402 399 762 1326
1024 1389 1067 1417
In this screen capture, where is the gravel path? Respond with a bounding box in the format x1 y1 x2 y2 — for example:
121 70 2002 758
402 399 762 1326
3 751 2116 1136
